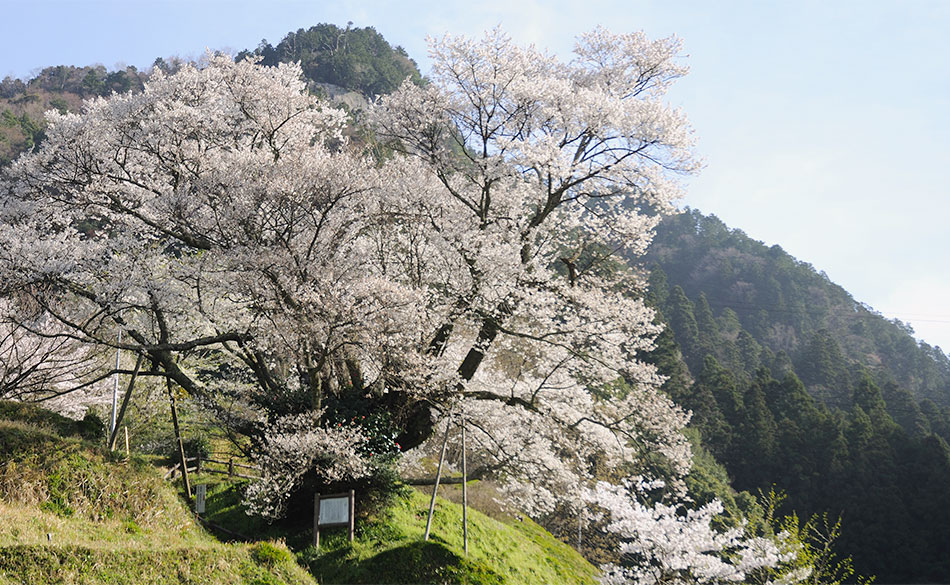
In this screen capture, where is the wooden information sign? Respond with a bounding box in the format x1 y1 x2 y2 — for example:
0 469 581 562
314 490 355 548
195 484 206 515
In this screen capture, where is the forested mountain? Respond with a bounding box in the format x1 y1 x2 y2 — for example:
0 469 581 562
236 23 423 97
644 209 950 410
642 209 950 582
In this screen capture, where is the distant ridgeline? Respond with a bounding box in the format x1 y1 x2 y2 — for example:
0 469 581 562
643 208 950 411
640 208 950 583
0 23 422 166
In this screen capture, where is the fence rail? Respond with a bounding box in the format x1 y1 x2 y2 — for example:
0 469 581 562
163 454 261 481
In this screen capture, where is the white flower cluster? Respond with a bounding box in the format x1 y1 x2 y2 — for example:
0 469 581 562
243 411 370 519
589 481 811 585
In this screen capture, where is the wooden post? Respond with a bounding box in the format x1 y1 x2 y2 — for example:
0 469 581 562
228 457 234 478
424 416 452 541
109 353 143 451
195 452 202 475
314 493 321 549
348 489 355 542
167 378 191 498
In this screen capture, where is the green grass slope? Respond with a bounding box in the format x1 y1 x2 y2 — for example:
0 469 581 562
0 400 599 584
0 402 315 585
301 488 599 585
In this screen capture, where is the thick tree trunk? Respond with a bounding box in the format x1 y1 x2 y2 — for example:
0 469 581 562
457 302 513 384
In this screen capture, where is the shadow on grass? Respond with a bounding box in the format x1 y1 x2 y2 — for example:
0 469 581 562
307 539 505 585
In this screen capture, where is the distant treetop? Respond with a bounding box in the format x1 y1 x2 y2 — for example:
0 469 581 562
237 23 423 97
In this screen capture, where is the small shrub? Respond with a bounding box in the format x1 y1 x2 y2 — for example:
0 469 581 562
251 541 292 568
77 411 105 441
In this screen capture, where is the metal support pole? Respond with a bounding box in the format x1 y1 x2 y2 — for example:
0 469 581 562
349 489 355 542
110 330 121 437
577 507 584 554
424 416 452 541
461 410 468 555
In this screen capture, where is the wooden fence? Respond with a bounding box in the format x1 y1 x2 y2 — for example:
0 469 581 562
163 454 261 481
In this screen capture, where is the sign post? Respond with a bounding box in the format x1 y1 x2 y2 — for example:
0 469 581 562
195 484 206 515
314 490 355 548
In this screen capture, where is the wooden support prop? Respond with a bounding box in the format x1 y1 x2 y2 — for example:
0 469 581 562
313 493 320 549
109 353 143 451
167 378 191 498
462 410 469 555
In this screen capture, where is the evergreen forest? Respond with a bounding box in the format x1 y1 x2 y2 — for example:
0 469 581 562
642 209 950 582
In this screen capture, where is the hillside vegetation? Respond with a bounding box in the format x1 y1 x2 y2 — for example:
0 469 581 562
0 401 599 584
0 402 316 585
0 22 422 167
299 488 598 585
641 208 950 582
644 208 950 408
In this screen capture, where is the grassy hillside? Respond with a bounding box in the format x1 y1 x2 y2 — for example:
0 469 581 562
199 470 600 584
0 401 599 584
299 488 599 585
0 402 315 585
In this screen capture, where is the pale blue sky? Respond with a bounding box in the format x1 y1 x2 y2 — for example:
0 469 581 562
4 0 950 350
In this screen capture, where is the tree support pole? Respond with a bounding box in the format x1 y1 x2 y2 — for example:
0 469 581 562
461 408 468 555
109 353 143 451
424 416 452 541
167 377 191 498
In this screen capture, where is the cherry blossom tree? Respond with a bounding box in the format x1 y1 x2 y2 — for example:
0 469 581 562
0 28 820 583
0 54 425 495
369 26 699 514
369 29 813 583
0 29 702 517
0 297 109 413
587 480 812 585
